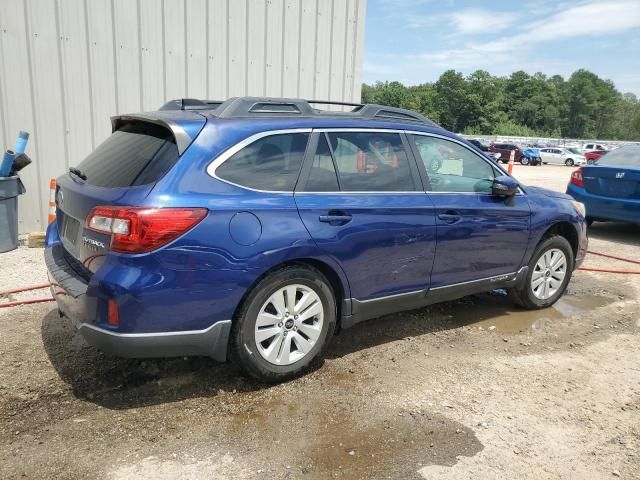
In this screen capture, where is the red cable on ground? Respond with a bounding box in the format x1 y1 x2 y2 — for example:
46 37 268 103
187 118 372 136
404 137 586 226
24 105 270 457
0 298 55 308
0 283 51 296
585 250 640 265
578 267 640 275
0 283 54 308
578 250 640 275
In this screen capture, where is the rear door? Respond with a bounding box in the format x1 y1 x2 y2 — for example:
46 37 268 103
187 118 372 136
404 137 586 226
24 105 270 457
294 130 436 301
545 148 561 164
408 133 531 288
540 148 551 163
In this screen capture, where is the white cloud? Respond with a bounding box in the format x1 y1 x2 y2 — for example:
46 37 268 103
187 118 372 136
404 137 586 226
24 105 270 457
403 0 640 68
448 9 520 35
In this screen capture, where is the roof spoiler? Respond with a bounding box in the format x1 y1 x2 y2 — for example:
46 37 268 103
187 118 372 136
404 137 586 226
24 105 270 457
111 113 194 155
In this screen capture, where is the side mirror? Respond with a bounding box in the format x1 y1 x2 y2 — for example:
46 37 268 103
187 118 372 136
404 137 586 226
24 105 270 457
492 175 519 196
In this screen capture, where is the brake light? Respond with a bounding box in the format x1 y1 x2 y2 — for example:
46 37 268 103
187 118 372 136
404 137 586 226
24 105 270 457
86 206 207 253
570 169 584 188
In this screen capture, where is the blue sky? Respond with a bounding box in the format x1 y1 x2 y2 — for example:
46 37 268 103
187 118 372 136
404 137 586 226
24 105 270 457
364 0 640 95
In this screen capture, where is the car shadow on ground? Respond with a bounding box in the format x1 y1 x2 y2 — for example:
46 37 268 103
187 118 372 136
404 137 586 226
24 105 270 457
588 221 640 248
41 292 549 411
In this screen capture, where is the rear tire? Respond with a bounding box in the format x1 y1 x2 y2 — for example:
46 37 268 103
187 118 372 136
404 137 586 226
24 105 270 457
520 157 530 166
565 158 574 166
509 235 574 310
230 265 336 383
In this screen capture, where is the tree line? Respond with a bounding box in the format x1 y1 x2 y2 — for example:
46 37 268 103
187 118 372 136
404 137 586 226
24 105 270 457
361 69 640 141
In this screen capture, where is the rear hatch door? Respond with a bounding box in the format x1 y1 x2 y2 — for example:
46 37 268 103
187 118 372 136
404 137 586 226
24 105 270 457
56 112 205 272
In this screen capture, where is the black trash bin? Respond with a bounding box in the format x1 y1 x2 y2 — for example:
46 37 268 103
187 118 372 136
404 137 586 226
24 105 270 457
0 176 26 253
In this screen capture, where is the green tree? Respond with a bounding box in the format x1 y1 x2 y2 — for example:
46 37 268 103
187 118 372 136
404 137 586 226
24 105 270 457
360 68 640 141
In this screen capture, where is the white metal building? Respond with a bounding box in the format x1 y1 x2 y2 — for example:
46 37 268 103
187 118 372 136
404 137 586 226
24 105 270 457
0 0 367 232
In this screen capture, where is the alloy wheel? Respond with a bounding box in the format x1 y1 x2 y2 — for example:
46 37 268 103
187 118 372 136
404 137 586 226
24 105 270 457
254 284 324 366
531 248 567 300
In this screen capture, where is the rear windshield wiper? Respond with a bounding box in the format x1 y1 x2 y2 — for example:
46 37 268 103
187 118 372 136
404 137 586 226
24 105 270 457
69 167 87 181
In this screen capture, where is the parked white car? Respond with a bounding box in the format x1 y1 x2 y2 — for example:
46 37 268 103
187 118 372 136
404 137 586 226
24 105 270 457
580 143 607 152
539 147 586 166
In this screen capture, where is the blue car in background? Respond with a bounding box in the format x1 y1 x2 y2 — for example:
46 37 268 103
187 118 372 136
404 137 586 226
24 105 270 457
566 145 640 226
45 97 587 382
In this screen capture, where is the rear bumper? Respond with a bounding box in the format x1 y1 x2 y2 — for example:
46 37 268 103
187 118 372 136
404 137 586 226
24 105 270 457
567 185 640 223
77 320 231 361
44 241 231 361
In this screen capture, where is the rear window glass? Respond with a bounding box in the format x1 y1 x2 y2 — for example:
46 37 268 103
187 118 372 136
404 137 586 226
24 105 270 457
597 146 640 167
76 122 179 188
216 133 309 191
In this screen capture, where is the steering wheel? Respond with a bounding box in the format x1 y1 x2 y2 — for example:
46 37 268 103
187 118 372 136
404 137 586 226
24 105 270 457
427 158 443 173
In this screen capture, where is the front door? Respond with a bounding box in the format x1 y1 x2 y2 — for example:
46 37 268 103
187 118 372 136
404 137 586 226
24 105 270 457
294 130 436 301
408 133 532 288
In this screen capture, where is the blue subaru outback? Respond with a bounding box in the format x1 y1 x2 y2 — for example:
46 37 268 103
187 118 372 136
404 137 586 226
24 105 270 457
45 97 587 382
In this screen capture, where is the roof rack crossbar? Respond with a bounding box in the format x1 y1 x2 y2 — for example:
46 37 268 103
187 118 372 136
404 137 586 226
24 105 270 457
307 99 364 108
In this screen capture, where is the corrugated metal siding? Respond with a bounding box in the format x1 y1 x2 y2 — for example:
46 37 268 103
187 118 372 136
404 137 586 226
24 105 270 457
0 0 366 232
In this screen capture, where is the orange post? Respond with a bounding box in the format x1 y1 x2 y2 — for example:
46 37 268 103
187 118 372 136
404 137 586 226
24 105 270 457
48 178 56 224
507 150 515 175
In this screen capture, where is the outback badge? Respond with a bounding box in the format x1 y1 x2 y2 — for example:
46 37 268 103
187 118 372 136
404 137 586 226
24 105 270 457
82 236 106 252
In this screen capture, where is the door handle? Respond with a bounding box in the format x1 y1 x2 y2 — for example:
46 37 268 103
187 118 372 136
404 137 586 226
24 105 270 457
437 211 462 224
319 211 352 225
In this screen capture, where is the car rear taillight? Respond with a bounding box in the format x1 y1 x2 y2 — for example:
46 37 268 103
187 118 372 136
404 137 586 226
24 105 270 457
570 169 584 188
86 206 208 253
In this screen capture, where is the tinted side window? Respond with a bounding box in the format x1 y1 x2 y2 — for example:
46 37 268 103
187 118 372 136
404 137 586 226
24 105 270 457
77 121 179 188
305 135 339 191
411 135 495 193
326 132 415 191
216 133 309 191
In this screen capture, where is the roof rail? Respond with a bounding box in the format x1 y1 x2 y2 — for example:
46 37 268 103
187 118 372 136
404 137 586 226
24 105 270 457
213 97 316 117
159 98 224 111
158 96 439 127
357 104 438 126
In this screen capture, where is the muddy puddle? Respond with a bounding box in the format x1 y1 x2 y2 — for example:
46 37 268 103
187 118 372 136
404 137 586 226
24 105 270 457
456 293 613 334
228 397 483 479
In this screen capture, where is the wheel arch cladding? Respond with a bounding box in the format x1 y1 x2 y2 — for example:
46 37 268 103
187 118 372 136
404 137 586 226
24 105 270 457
542 222 579 260
230 258 346 332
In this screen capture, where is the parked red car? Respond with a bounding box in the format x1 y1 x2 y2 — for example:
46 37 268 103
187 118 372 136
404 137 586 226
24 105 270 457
488 143 523 163
584 150 608 164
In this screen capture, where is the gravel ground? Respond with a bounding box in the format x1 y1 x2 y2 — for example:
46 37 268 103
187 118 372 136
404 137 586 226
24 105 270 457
1 164 639 479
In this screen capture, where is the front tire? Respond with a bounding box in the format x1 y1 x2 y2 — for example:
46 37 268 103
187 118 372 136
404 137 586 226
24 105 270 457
565 158 574 166
230 265 336 383
520 156 530 166
509 235 574 310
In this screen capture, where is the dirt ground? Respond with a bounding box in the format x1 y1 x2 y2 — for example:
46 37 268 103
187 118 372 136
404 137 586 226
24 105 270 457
1 164 639 479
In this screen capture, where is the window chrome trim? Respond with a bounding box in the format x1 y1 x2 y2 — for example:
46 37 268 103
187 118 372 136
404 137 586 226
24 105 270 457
205 126 523 196
314 128 406 134
205 128 312 193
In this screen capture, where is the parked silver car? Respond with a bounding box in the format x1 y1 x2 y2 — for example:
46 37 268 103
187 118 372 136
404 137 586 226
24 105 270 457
540 148 586 167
